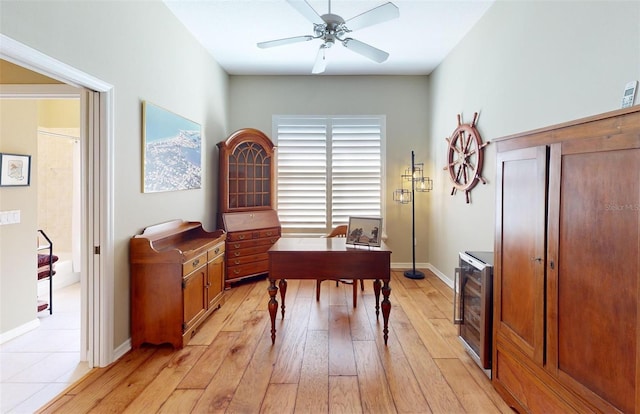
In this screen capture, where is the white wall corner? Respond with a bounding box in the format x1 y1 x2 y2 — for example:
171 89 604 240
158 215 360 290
426 263 453 288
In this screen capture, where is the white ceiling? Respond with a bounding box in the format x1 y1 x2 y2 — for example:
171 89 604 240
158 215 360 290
164 0 494 76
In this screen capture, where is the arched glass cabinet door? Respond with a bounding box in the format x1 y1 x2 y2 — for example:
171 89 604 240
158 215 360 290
217 128 275 213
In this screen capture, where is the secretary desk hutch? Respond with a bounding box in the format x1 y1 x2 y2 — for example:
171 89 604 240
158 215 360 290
217 128 281 288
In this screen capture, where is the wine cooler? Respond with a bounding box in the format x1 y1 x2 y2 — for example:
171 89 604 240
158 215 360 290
453 251 494 377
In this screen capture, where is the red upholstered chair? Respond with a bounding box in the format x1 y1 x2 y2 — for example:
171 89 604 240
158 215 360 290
315 225 364 307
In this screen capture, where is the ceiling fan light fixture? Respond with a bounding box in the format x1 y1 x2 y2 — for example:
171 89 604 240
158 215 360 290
258 0 399 73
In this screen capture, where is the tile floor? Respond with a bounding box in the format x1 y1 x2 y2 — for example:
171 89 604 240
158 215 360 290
0 283 90 413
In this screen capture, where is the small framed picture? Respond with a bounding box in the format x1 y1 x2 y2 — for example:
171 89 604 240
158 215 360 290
0 153 31 187
346 216 382 247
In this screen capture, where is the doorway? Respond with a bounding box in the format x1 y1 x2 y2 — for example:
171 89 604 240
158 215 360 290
1 34 115 368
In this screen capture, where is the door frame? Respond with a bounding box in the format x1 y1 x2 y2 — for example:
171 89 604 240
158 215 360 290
1 34 115 367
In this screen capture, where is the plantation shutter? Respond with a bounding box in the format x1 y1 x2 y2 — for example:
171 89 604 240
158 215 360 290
274 115 384 235
331 117 382 226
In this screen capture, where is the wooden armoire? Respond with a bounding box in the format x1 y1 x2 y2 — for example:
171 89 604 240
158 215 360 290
493 106 639 413
217 128 281 288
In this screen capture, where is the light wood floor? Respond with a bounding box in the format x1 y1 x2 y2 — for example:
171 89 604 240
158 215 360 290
37 269 512 413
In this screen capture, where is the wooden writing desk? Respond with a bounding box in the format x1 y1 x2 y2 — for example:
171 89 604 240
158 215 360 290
267 237 392 345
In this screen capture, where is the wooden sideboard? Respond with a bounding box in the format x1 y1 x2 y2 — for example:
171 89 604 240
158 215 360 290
217 128 281 287
130 220 226 349
493 106 640 413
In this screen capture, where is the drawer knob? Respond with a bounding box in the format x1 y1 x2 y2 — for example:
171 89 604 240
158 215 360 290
214 247 220 254
192 259 200 267
234 269 240 275
239 234 245 240
234 243 241 249
234 260 240 265
234 252 240 257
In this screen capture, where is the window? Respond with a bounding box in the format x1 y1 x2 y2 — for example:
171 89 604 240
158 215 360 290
273 115 385 235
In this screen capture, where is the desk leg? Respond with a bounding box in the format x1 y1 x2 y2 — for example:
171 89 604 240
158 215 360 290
373 279 381 319
268 278 278 345
382 280 391 345
279 279 287 319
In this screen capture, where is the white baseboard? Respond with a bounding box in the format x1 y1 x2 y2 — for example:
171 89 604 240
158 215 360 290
391 262 453 289
0 318 40 344
426 263 453 288
113 339 131 363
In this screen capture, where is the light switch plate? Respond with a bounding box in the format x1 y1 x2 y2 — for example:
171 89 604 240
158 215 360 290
0 210 21 225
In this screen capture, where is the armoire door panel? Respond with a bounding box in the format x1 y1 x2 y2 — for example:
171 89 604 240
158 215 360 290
551 146 639 414
494 107 640 413
495 146 547 362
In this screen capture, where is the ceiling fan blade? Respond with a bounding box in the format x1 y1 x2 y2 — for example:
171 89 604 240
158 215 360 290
342 38 389 63
286 0 324 25
345 2 399 31
257 35 315 49
312 44 328 74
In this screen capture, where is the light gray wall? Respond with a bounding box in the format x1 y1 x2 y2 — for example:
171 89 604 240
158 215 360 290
229 75 431 266
427 0 640 284
0 1 229 347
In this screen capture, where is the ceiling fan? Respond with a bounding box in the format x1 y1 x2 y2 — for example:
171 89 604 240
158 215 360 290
257 0 400 74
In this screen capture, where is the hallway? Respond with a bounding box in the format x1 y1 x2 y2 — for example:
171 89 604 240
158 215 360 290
0 283 90 413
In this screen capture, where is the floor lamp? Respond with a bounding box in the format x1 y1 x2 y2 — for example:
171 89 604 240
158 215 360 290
393 150 432 279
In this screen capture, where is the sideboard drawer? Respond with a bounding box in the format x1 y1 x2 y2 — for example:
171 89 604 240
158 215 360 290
182 252 207 276
207 242 225 260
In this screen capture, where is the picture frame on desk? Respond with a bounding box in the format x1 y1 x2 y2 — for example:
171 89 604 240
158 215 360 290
0 153 31 187
346 216 382 247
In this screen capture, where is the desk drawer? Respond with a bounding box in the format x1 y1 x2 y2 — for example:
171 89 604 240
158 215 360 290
257 228 280 238
183 253 207 275
227 252 268 267
227 259 269 279
227 244 273 258
227 237 279 251
227 227 280 242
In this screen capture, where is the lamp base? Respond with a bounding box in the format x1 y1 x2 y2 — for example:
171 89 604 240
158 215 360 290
404 269 425 280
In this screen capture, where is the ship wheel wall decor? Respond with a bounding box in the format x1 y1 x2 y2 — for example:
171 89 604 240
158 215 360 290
443 112 490 203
